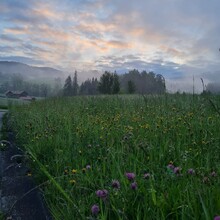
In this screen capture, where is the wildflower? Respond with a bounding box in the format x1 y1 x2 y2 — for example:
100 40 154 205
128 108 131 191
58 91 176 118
112 180 120 189
91 204 100 215
82 168 86 173
143 173 150 179
69 179 76 184
202 176 210 184
187 168 195 175
174 167 181 174
64 169 68 175
214 216 220 220
27 172 32 177
211 171 217 177
130 182 137 190
71 169 77 174
86 165 91 170
125 172 135 181
167 163 175 170
96 189 108 200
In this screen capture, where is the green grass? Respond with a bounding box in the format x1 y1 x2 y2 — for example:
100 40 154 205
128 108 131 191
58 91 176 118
9 94 220 219
0 97 28 109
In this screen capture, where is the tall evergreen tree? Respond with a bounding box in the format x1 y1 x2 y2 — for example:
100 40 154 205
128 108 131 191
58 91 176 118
63 75 72 96
80 78 99 95
112 73 120 94
127 80 136 94
72 71 78 96
98 71 113 94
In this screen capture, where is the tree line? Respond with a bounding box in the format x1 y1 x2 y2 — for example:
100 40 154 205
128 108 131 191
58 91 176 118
0 73 62 97
62 69 166 96
0 69 167 97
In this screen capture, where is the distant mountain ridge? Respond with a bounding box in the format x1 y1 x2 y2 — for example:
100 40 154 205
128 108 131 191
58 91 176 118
0 61 64 81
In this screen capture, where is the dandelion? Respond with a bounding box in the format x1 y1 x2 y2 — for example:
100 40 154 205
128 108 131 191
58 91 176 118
112 180 120 189
91 204 100 215
96 189 108 200
69 179 76 184
143 173 150 179
130 182 137 190
125 172 135 181
71 169 77 174
82 168 86 173
187 168 195 175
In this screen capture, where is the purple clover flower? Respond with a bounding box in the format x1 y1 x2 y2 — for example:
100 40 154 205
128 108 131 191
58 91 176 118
167 163 175 170
91 204 99 215
112 180 120 189
130 182 137 190
96 189 108 200
214 216 220 220
174 167 181 174
125 172 135 181
143 173 151 179
211 171 217 177
187 168 195 175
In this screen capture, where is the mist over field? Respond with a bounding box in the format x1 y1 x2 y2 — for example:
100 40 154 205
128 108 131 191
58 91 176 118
0 0 220 94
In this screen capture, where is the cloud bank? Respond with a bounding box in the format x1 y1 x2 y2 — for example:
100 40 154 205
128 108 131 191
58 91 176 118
0 0 220 92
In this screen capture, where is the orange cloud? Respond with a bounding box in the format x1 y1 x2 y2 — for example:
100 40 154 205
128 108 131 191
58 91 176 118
4 26 30 35
106 40 132 49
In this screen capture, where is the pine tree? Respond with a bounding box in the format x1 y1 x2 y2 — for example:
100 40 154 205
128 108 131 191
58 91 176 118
112 73 120 94
72 71 78 96
63 75 72 96
127 80 136 94
98 71 113 94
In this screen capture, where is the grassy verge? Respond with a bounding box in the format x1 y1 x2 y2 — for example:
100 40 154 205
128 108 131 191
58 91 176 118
9 94 220 219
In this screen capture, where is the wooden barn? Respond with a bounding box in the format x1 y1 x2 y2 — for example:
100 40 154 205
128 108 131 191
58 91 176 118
5 91 28 99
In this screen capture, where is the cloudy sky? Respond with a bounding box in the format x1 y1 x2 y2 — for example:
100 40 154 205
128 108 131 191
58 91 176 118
0 0 220 92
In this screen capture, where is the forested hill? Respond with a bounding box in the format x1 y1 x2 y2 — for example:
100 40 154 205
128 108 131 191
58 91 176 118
0 61 64 81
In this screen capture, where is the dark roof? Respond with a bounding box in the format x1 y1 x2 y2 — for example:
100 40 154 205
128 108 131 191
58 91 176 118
5 91 27 95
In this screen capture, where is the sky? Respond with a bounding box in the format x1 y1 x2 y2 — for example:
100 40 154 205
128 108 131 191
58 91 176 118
0 0 220 92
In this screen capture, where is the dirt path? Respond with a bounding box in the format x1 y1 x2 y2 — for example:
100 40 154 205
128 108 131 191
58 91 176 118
0 110 7 129
0 111 52 220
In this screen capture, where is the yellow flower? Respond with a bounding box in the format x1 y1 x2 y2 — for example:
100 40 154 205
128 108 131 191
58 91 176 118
69 179 76 184
71 169 77 174
82 168 86 173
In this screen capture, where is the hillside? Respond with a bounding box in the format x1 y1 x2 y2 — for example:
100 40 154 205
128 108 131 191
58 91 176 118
0 61 64 81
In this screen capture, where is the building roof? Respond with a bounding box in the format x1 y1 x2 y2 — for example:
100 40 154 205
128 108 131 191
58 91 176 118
5 90 28 95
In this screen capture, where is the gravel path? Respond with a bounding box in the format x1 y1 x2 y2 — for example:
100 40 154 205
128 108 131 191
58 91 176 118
0 110 52 220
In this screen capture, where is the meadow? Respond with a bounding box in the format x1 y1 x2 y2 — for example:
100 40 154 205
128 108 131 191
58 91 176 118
9 94 220 219
0 96 28 109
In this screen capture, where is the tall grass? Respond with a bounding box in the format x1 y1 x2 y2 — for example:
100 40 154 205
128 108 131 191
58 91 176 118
9 94 220 219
